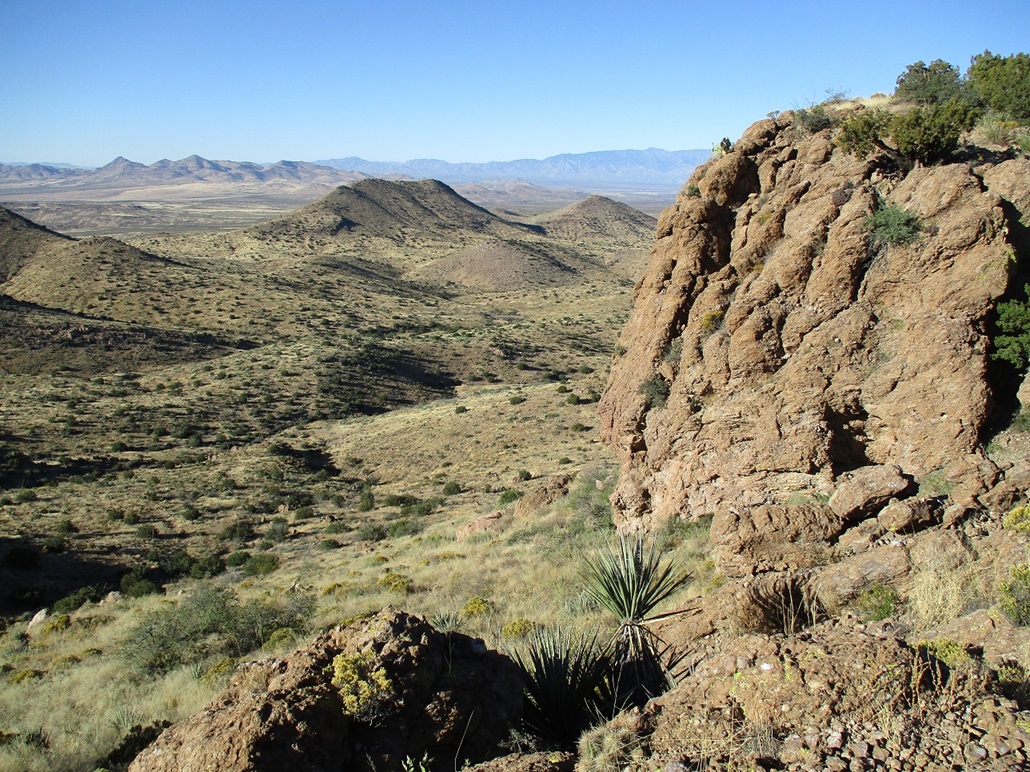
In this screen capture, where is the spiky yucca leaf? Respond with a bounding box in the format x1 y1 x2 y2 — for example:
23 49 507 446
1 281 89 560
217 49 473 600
582 536 688 625
511 628 614 746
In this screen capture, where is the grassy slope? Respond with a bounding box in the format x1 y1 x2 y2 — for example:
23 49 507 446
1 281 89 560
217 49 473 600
0 189 677 770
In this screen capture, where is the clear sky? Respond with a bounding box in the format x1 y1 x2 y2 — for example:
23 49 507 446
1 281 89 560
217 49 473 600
2 0 1027 167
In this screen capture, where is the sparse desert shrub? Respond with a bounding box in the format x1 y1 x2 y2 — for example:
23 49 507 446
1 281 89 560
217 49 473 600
684 184 701 198
501 618 539 640
358 489 375 511
241 552 279 576
120 567 157 598
226 550 251 568
919 637 973 669
699 310 724 334
865 203 922 249
509 395 527 405
41 536 66 553
454 405 468 414
122 585 312 674
999 563 1030 626
55 519 77 536
442 481 461 496
53 585 103 614
794 103 835 133
909 558 980 629
1003 502 1030 532
376 572 415 594
854 582 900 621
329 651 395 724
358 523 388 542
388 519 422 538
577 716 645 771
41 613 71 635
498 489 522 506
265 517 290 542
219 519 254 542
461 596 493 618
637 376 670 410
135 524 158 539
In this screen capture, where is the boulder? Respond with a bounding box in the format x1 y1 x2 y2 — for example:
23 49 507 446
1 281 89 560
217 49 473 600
129 608 522 772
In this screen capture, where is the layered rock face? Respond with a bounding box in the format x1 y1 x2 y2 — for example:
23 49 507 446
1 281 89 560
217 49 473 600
600 115 1029 574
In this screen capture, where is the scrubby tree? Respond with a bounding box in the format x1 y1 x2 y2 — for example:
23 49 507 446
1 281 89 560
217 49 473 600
890 99 981 165
967 50 1030 122
836 99 980 168
894 59 965 106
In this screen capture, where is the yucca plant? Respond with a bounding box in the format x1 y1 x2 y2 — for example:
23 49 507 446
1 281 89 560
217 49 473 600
511 628 614 747
582 535 689 709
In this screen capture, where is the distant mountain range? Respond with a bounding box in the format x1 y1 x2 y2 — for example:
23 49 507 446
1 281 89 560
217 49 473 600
316 148 711 190
0 155 369 189
1 148 710 193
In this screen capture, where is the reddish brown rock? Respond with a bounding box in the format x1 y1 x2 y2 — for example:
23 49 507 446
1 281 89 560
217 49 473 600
129 608 521 772
599 113 1021 576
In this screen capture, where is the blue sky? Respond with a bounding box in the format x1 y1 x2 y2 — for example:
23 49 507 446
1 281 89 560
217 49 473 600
2 0 1027 166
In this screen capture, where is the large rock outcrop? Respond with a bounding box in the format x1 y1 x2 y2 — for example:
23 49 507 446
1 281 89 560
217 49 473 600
599 113 1030 575
129 608 522 772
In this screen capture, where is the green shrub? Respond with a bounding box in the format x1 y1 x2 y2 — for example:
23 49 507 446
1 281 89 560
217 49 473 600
454 405 468 414
53 585 103 613
865 203 922 249
890 99 980 166
442 481 461 496
499 489 522 506
136 524 159 539
241 553 279 576
388 519 422 538
358 523 388 542
266 517 290 542
509 395 527 405
122 586 312 673
919 637 973 669
794 104 834 133
226 550 251 567
854 583 900 621
1000 563 1030 626
637 376 670 410
120 568 157 598
993 287 1030 369
219 519 254 542
684 184 701 198
837 100 979 168
358 489 375 511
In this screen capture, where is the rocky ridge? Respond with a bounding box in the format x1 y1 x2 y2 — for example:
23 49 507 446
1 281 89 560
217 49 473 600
599 113 1030 567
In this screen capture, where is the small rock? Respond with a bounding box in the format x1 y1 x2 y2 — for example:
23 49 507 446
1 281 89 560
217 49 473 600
964 742 988 762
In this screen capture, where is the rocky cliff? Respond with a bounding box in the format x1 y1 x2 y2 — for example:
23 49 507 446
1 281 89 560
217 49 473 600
600 112 1030 576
